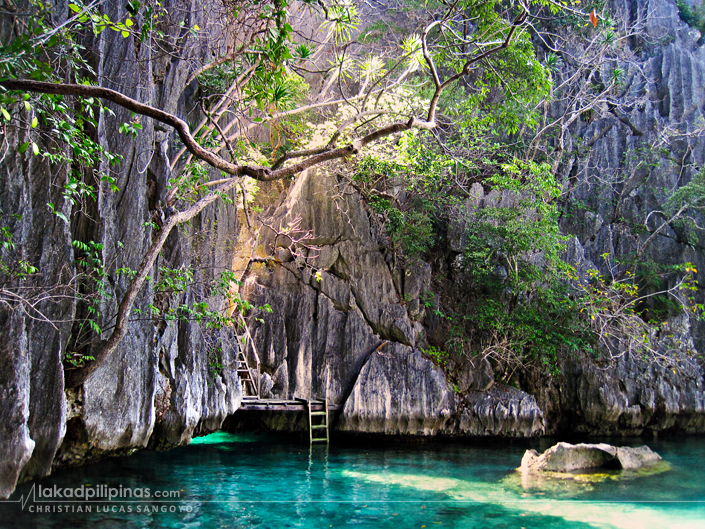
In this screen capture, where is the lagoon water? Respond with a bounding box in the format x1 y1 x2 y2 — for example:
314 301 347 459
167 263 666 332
3 433 705 528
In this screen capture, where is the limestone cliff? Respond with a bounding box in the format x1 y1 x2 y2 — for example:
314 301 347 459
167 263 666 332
236 168 546 438
541 0 705 434
233 0 705 440
0 1 242 498
558 0 705 342
1 0 705 503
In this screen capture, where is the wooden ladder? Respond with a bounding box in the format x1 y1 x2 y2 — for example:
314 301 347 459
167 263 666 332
236 351 259 399
307 399 329 444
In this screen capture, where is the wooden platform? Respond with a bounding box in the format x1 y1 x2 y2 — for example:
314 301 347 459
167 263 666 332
234 352 336 442
238 398 343 412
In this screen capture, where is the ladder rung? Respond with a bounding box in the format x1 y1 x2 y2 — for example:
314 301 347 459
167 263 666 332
306 398 329 444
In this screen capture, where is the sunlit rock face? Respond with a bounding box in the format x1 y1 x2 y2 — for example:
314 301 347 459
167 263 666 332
241 169 426 407
242 168 545 438
338 345 456 435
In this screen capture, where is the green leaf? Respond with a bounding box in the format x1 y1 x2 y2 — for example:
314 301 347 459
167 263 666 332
31 117 38 128
68 3 81 13
121 30 130 38
1 107 10 121
32 142 39 156
18 142 29 153
24 101 31 112
47 202 68 224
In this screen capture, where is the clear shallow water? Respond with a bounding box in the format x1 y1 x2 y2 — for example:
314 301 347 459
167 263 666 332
2 433 705 528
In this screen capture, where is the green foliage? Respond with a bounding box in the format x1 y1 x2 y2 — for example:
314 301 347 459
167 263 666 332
168 161 210 202
1 14 124 224
155 266 194 294
352 122 590 377
132 267 273 332
320 0 360 45
468 285 591 374
614 257 699 323
354 148 442 261
677 0 705 40
208 344 225 376
421 345 449 368
118 115 143 139
420 1 552 137
359 20 406 43
207 0 315 115
463 160 566 288
72 240 109 301
664 168 705 239
0 210 38 280
454 161 587 374
64 240 111 365
64 352 96 368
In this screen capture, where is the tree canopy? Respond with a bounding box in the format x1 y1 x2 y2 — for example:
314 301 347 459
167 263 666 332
2 0 698 384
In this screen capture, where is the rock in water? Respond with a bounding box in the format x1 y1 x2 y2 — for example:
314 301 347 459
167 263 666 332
614 445 663 470
519 442 662 473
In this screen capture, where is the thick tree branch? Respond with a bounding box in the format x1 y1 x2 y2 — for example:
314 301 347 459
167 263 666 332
0 79 274 180
0 80 439 181
1 8 526 386
170 59 260 170
65 175 244 388
271 146 329 170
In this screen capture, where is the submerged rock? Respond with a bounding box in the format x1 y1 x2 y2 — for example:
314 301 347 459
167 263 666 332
519 442 662 473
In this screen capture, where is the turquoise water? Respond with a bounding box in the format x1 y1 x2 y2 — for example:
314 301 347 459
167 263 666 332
3 433 705 528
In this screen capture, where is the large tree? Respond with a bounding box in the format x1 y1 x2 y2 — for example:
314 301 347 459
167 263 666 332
0 0 587 386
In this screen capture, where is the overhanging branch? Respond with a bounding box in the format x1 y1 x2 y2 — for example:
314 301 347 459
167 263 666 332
0 79 272 181
1 4 529 386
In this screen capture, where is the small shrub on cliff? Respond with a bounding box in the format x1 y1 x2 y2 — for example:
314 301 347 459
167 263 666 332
353 140 449 262
677 0 705 40
444 160 595 376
